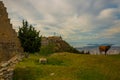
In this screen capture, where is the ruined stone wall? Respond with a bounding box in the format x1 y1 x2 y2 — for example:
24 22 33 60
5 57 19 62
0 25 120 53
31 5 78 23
0 55 23 80
0 1 23 62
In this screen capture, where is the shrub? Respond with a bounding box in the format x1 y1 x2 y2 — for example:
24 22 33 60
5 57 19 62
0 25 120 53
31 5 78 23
18 20 41 53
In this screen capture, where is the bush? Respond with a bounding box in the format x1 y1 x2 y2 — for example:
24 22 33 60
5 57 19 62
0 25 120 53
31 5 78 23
18 20 41 53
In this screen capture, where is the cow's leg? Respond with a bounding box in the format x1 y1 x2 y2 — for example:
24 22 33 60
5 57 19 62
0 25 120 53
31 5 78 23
99 50 101 55
105 51 107 56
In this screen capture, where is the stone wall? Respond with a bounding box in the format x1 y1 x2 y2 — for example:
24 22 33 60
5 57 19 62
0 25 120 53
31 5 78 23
0 1 23 62
0 55 23 80
0 1 24 80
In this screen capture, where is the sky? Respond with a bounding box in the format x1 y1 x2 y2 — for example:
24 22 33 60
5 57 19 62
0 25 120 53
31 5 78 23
1 0 120 47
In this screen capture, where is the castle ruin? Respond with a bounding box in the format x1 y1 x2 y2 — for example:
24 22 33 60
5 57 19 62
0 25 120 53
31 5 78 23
0 1 23 62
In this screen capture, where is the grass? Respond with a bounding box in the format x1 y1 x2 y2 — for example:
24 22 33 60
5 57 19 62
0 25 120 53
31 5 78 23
39 44 54 56
13 52 120 80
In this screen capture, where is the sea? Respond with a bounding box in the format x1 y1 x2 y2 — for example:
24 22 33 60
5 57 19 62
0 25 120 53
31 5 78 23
76 46 120 55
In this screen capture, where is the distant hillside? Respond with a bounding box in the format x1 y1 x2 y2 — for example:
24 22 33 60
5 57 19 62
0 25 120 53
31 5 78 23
41 36 80 53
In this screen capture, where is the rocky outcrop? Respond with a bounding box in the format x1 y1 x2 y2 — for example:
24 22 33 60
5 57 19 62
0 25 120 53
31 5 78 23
0 1 23 62
41 36 80 53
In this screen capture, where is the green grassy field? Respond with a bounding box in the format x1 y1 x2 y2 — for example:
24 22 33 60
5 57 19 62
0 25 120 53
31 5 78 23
13 52 120 80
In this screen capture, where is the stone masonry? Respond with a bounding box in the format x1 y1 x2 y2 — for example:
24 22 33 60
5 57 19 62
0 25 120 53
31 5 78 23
0 55 23 80
0 1 24 80
0 1 23 62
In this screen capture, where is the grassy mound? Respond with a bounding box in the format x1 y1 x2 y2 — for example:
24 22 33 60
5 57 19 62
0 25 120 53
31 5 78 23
13 53 120 80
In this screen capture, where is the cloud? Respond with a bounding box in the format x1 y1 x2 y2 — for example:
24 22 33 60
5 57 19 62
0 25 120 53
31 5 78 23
98 8 120 20
99 22 120 38
2 0 120 47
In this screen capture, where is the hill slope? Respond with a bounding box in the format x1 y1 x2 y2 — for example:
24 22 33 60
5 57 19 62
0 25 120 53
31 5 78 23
13 53 120 80
41 36 80 53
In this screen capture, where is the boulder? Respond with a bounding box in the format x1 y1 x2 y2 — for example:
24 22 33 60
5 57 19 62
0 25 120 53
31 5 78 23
39 58 47 64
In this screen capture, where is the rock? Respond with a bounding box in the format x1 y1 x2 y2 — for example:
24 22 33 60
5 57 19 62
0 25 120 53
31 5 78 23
39 58 47 64
0 72 3 76
0 55 23 80
50 73 55 76
41 36 80 53
7 68 14 72
0 78 4 80
0 67 7 72
1 62 9 67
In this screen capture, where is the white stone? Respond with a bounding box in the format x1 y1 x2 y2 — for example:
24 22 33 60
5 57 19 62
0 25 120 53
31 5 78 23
50 73 55 76
39 58 47 64
1 62 9 67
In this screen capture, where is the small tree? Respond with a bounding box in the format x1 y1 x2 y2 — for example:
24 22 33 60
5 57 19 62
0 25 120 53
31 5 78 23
18 20 41 53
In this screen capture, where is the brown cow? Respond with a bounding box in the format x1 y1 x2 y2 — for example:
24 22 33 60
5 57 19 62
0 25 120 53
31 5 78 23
99 45 111 55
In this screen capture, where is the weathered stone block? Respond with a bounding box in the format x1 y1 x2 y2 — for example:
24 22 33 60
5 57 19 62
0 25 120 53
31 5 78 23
39 58 47 64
